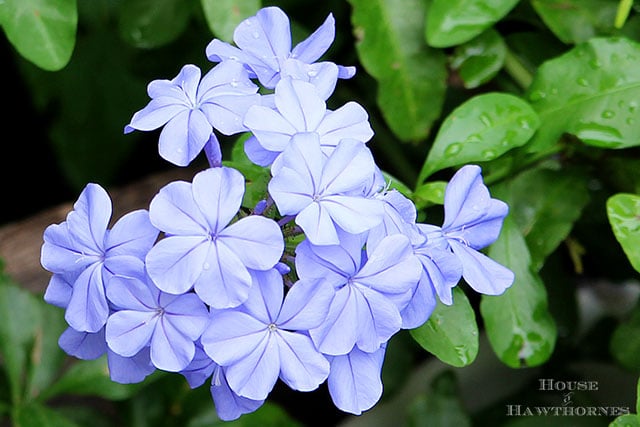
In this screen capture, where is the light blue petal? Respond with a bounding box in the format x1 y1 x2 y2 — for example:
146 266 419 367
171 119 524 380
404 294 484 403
274 78 326 132
442 165 491 231
163 293 210 340
400 270 438 329
65 263 109 333
150 317 195 372
315 102 373 149
58 327 106 360
276 330 329 391
234 7 291 70
106 275 155 311
171 64 201 103
145 236 210 295
181 344 216 388
200 94 260 135
210 366 265 421
107 347 155 384
218 216 284 270
294 236 360 287
158 109 211 167
291 13 334 62
244 135 279 166
296 202 339 246
149 180 209 235
321 195 384 235
241 269 283 324
127 97 188 131
67 183 111 254
201 311 267 365
354 286 402 352
105 209 158 258
224 333 279 400
320 139 376 195
309 285 358 356
449 240 514 295
268 167 314 214
277 278 334 330
243 104 297 152
41 223 92 273
192 167 245 233
44 273 73 308
327 346 385 415
198 60 257 99
106 310 157 357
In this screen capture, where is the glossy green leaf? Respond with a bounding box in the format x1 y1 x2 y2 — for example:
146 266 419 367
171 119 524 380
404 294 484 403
495 166 590 271
410 288 478 367
0 0 77 71
349 0 447 142
413 181 446 210
607 193 640 273
531 0 618 44
610 303 640 371
417 92 539 183
450 28 506 89
425 0 519 48
406 371 471 427
480 216 557 368
200 0 261 42
118 0 191 48
609 414 640 427
526 37 640 152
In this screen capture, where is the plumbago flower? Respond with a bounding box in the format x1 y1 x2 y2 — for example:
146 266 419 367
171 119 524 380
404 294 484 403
41 5 515 422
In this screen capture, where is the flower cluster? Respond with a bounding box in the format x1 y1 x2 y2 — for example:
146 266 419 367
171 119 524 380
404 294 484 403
40 6 514 421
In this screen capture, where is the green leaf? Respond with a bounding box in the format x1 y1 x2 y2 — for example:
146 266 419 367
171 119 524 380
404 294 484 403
609 414 640 427
531 0 618 44
526 37 640 152
417 92 539 183
118 0 192 49
425 0 519 48
200 0 261 42
223 135 271 209
450 28 507 89
410 288 478 367
349 0 447 142
607 193 640 274
406 370 472 427
41 357 154 401
413 181 446 209
480 215 557 368
494 166 590 271
610 303 640 372
0 277 43 405
15 402 79 427
0 0 77 71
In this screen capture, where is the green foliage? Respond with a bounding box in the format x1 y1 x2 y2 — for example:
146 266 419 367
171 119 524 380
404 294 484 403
4 0 640 424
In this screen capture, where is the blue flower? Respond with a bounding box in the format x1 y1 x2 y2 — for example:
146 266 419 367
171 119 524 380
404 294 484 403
125 62 259 167
105 273 210 372
268 133 384 245
242 77 373 167
41 183 159 332
295 231 422 355
432 165 514 299
145 167 284 309
327 345 386 415
206 6 355 97
201 269 333 400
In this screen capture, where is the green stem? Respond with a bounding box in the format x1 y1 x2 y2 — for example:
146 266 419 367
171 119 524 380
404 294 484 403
503 49 533 90
615 0 634 28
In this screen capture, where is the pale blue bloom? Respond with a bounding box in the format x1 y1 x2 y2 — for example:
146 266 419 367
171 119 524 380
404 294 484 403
41 183 159 333
145 167 284 309
105 273 210 372
206 6 355 97
268 133 384 245
295 231 422 355
201 269 333 400
243 77 373 167
125 61 259 166
327 345 386 415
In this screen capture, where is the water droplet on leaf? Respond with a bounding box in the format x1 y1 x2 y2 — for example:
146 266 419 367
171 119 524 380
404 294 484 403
444 143 462 156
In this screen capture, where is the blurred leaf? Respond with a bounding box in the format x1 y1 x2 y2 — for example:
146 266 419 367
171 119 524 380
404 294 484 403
410 288 478 367
425 0 519 48
450 28 507 89
526 37 640 152
480 216 557 368
609 414 640 427
118 0 192 49
531 0 618 44
0 276 43 405
413 181 446 209
406 370 471 427
611 303 640 371
349 0 447 142
0 0 77 71
14 402 79 427
495 166 590 271
41 357 152 401
418 92 539 183
607 193 640 273
187 401 302 427
200 0 261 42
